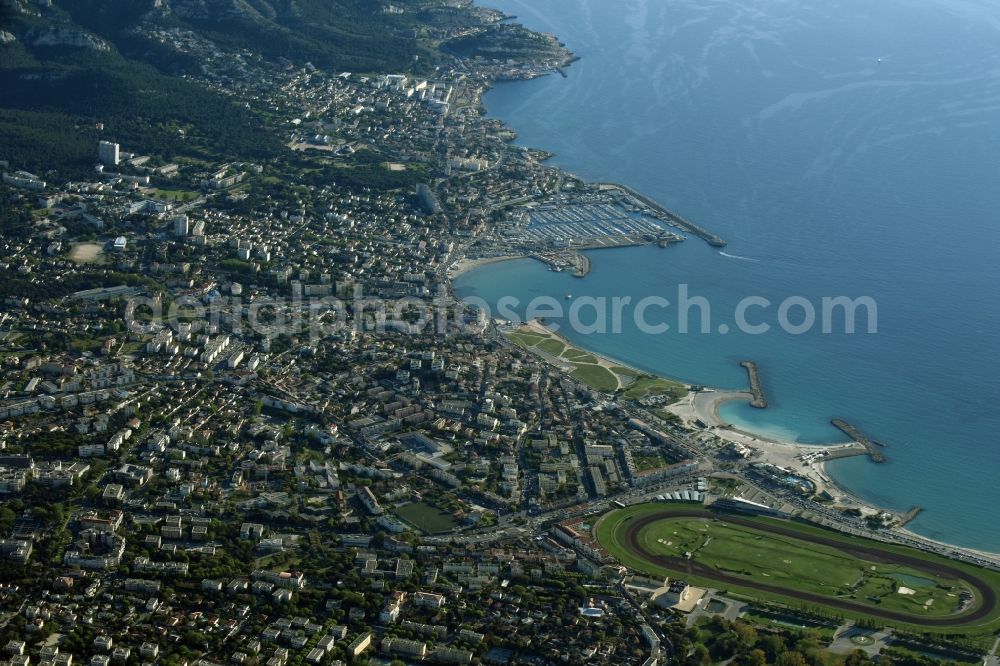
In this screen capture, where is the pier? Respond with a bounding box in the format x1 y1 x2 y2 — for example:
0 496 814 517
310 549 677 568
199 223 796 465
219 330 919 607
740 361 767 409
831 419 888 464
658 233 683 248
599 182 727 247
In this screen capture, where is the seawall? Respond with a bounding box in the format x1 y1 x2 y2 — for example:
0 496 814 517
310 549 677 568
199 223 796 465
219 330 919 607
599 182 727 247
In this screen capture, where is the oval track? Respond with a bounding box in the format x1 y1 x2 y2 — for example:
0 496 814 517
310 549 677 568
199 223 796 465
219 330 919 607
616 509 997 627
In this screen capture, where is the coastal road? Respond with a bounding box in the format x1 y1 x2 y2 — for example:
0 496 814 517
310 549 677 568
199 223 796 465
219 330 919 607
618 508 998 627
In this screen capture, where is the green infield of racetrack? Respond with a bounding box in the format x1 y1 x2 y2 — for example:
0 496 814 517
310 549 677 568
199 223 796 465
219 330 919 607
595 503 1000 635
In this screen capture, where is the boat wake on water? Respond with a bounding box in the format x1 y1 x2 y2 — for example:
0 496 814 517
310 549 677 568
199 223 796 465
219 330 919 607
719 251 761 262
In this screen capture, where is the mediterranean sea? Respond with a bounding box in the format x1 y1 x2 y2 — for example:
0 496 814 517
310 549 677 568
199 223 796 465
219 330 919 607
454 0 1000 551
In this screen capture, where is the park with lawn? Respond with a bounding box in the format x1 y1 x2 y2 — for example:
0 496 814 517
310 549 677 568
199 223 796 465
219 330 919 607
595 503 1000 636
506 324 687 399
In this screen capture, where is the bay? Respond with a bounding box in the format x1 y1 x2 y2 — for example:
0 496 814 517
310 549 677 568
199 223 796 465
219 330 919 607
455 0 1000 551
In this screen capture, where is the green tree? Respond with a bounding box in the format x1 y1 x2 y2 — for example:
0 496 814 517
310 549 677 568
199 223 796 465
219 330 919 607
734 650 767 666
845 650 870 666
0 507 16 534
690 643 711 666
758 634 787 662
732 620 757 646
775 651 808 666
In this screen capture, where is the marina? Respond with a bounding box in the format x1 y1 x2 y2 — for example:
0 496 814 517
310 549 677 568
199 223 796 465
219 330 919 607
462 184 708 276
598 182 727 247
516 201 684 248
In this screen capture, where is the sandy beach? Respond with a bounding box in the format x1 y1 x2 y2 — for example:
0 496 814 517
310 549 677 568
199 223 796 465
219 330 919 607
449 254 525 278
674 391 844 471
671 388 755 426
668 388 906 519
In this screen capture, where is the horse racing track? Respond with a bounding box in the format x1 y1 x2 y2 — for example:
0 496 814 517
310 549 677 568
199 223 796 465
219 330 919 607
596 504 1000 629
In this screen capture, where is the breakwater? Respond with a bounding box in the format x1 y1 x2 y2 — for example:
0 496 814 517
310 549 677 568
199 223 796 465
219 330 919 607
820 446 869 462
740 361 767 409
898 506 924 527
831 419 888 464
599 182 727 247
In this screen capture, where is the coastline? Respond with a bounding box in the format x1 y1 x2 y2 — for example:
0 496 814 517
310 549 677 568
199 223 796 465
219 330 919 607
521 318 646 377
667 390 889 508
458 2 999 560
670 388 1000 563
512 319 895 516
449 254 526 278
494 318 1000 562
511 318 678 393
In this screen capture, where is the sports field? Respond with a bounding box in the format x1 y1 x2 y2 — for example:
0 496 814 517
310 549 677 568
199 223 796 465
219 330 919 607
394 501 459 534
595 503 1000 631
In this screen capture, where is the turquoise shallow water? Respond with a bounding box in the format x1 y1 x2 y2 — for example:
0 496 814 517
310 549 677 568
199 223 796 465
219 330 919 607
455 0 1000 551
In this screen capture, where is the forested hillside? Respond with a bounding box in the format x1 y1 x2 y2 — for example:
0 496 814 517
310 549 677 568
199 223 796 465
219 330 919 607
58 0 438 73
0 0 446 180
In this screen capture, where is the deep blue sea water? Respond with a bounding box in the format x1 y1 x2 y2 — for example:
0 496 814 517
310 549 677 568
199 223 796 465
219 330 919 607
454 0 1000 551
